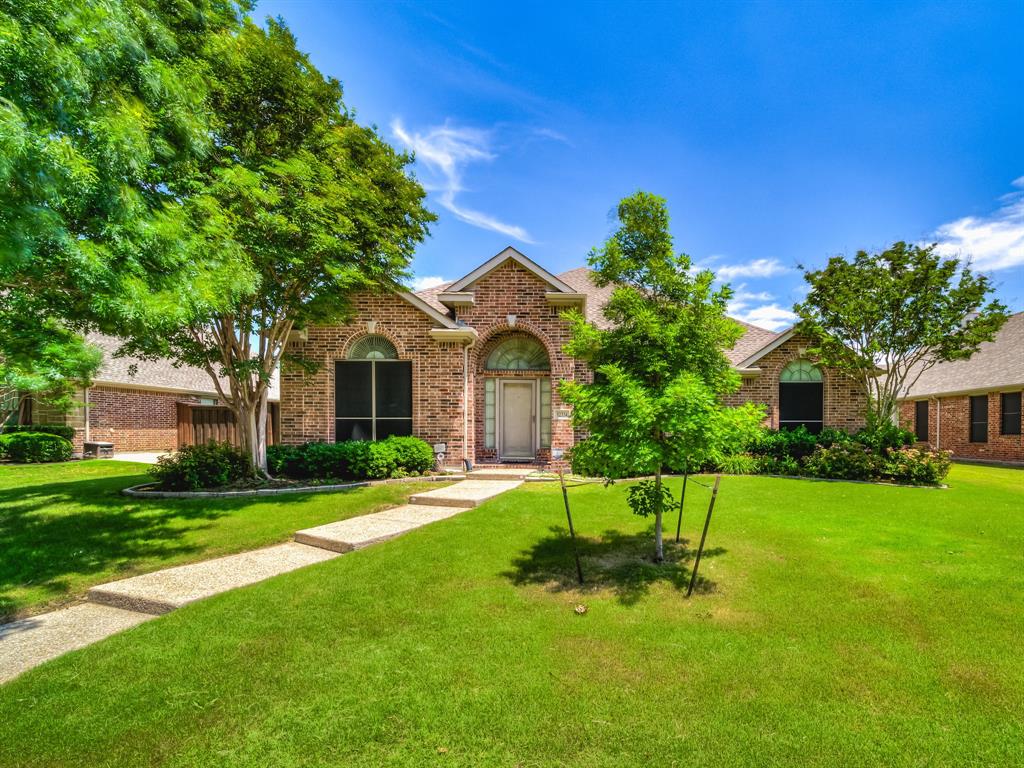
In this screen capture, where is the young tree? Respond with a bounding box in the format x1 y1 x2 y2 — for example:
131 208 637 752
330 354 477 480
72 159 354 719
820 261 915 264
561 192 764 562
795 242 1007 429
119 19 435 474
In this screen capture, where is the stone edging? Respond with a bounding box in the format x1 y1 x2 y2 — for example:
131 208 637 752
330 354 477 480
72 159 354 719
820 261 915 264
122 474 465 499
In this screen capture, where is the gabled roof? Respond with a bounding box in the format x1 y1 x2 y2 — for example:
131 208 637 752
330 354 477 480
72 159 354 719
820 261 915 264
397 290 459 328
900 311 1024 398
557 267 781 366
446 246 578 294
734 327 795 369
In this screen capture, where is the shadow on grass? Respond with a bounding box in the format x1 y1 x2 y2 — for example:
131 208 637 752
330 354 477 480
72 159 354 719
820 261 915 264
0 471 332 620
503 524 724 605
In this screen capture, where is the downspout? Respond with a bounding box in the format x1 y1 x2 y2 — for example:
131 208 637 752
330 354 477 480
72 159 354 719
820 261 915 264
84 387 90 443
463 340 472 468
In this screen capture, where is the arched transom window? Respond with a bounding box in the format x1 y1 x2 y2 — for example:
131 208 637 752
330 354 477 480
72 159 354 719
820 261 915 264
348 334 398 360
778 360 823 433
485 336 550 371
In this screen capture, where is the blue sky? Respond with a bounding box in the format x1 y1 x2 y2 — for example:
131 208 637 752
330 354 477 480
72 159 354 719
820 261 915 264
260 0 1023 329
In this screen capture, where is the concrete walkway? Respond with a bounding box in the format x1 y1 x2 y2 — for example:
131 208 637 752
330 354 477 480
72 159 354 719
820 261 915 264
0 472 525 684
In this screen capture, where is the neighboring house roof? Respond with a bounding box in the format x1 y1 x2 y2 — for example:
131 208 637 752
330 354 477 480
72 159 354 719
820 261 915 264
900 311 1024 399
87 333 280 401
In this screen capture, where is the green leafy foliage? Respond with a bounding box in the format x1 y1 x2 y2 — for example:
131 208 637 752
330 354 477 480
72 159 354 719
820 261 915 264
803 442 883 481
716 453 759 475
625 479 675 518
149 441 255 491
0 432 72 463
795 242 1007 428
882 447 952 485
1 424 76 440
267 437 436 482
561 192 764 560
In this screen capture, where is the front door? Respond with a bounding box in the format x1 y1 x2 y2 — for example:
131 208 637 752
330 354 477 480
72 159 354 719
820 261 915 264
500 380 536 460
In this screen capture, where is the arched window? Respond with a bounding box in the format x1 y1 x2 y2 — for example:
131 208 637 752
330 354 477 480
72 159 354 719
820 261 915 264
336 334 410 441
485 336 550 370
348 334 398 360
779 360 823 433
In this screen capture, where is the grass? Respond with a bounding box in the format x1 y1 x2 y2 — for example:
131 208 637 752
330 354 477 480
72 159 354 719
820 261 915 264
0 460 446 620
1 463 1022 766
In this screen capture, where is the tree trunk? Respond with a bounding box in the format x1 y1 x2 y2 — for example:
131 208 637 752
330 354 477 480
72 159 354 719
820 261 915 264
653 469 664 563
235 392 269 478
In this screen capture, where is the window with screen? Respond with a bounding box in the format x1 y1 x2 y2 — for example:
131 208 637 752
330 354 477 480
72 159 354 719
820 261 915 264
778 360 824 434
335 335 411 441
969 395 988 443
914 401 929 442
1001 392 1022 436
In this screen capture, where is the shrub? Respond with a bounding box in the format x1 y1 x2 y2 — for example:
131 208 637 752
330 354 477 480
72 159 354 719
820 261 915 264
817 427 853 447
747 425 819 460
882 447 952 485
267 436 435 481
755 454 803 476
854 424 916 452
149 441 254 491
717 453 758 475
384 436 435 475
2 423 76 440
0 432 73 463
803 442 882 481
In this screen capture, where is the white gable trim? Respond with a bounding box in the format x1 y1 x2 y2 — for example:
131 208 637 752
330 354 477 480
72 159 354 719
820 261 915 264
397 290 459 329
735 327 797 369
446 246 577 294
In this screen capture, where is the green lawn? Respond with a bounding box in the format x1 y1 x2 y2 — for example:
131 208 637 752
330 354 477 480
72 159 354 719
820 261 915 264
1 464 1023 766
0 460 445 620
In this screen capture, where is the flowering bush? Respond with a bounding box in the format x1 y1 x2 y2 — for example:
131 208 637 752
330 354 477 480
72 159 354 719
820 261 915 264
882 447 952 485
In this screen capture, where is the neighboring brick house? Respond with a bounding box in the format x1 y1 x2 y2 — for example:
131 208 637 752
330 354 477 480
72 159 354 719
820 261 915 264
281 247 866 469
22 334 280 455
898 311 1024 465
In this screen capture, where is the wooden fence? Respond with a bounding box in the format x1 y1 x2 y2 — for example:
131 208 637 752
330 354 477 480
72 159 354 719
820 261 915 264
176 403 280 448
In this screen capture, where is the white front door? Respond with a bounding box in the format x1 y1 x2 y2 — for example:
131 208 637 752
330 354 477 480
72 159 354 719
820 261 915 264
500 380 536 460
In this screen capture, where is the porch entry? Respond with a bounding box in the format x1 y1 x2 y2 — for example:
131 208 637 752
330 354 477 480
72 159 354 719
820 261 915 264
499 380 536 460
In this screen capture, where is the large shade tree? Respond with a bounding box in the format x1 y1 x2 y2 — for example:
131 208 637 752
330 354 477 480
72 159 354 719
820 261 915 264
561 192 763 562
119 19 435 473
795 242 1007 429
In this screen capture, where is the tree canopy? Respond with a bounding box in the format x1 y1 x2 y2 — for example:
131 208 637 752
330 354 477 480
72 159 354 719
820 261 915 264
795 242 1007 428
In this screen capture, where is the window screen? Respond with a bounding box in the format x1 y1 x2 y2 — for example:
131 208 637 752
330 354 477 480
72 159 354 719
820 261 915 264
1001 392 1022 436
914 401 929 442
778 361 824 434
969 395 988 443
335 360 412 441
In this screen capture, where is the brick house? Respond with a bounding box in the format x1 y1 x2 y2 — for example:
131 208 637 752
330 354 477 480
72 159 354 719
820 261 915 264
281 247 866 468
20 334 280 455
898 311 1023 465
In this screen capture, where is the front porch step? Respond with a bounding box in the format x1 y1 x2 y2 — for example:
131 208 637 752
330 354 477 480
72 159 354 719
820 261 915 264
408 479 522 508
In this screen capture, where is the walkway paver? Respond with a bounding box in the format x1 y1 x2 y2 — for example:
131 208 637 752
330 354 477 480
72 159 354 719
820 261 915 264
409 479 522 508
2 473 524 684
0 604 154 683
295 503 465 552
87 543 340 615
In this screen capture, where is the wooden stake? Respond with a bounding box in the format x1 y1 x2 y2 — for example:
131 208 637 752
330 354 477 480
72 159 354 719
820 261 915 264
686 474 720 598
559 471 585 584
674 472 688 543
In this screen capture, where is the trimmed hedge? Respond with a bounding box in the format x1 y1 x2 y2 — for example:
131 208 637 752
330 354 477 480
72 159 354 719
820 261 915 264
149 442 255 491
716 425 951 485
0 432 73 463
267 436 436 481
2 423 76 440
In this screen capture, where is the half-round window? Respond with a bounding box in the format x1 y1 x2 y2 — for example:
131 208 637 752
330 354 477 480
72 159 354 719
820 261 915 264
485 336 550 370
348 334 398 360
779 359 822 382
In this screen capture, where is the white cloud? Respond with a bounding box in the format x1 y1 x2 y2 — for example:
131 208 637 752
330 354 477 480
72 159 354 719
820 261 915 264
729 303 798 332
714 258 789 280
931 177 1024 271
409 275 448 292
392 119 534 243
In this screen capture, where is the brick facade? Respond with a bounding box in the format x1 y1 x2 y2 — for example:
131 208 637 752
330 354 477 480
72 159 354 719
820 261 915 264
280 258 870 470
725 335 867 431
899 391 1024 464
